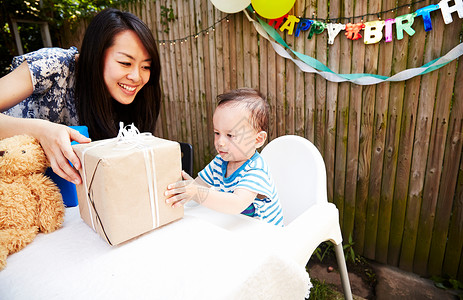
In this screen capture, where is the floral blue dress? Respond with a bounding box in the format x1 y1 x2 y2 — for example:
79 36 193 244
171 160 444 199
4 47 79 126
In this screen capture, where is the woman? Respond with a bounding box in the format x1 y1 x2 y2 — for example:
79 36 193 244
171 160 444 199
0 8 161 185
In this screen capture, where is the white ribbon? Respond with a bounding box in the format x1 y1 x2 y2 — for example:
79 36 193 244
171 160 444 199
80 122 159 231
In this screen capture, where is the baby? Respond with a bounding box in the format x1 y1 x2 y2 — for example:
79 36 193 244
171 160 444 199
165 88 283 226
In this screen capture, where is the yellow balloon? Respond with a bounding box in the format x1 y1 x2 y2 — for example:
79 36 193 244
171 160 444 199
251 0 296 19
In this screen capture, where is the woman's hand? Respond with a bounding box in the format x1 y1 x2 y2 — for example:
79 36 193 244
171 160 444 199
165 171 208 208
33 120 91 184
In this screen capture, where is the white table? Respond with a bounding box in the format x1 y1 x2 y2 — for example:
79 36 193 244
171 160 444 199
0 205 309 300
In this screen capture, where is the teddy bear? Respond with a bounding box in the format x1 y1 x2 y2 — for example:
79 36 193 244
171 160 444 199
0 135 65 270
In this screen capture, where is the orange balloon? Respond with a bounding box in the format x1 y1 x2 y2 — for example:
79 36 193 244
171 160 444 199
251 0 296 19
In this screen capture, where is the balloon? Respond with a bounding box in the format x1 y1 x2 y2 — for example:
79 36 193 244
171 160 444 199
280 15 300 35
384 19 396 42
416 5 440 31
439 0 463 24
326 23 345 44
363 21 385 44
251 0 296 19
209 0 251 13
344 23 365 40
395 13 417 40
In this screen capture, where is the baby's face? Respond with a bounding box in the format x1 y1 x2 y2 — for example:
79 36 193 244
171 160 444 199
213 105 258 164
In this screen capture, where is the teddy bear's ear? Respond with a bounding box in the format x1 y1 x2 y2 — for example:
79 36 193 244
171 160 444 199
0 135 50 176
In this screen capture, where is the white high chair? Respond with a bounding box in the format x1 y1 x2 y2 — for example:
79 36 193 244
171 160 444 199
261 135 353 300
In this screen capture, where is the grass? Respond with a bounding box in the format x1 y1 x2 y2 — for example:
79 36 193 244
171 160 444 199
307 278 338 300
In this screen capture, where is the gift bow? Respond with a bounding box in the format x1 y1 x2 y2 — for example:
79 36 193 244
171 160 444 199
80 123 160 241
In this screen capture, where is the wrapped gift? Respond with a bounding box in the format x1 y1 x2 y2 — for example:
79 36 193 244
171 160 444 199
72 124 183 245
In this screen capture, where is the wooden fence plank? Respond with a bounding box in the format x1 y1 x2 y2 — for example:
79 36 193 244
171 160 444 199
373 0 395 263
267 37 277 141
179 0 199 173
193 0 209 167
145 1 166 138
235 13 244 88
228 15 237 90
186 0 203 172
411 9 446 275
171 0 187 142
347 0 366 254
303 4 317 145
414 20 459 274
242 10 252 88
359 0 381 259
214 11 225 96
336 0 354 237
155 1 174 140
424 16 462 276
249 13 259 90
384 0 411 267
314 1 328 153
202 0 214 159
166 1 181 141
275 43 286 136
404 40 442 272
442 54 463 279
324 0 341 204
222 14 231 93
294 0 305 137
175 1 191 142
391 0 428 271
284 10 296 135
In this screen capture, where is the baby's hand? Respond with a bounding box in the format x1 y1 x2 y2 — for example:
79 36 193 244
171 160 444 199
165 171 196 208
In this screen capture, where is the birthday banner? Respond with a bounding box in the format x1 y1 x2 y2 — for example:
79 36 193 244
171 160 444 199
265 0 462 45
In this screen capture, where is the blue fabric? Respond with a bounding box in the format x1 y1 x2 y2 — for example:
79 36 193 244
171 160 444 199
5 47 79 126
46 126 89 207
199 152 284 226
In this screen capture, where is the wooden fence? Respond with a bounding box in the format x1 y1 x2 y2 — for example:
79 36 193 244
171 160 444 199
120 0 463 280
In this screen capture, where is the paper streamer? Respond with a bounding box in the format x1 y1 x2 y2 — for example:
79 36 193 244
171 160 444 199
243 10 463 85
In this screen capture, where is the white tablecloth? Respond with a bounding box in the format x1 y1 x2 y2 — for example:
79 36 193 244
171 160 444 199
0 205 309 299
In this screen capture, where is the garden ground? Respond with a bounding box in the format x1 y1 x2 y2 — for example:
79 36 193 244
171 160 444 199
306 244 461 299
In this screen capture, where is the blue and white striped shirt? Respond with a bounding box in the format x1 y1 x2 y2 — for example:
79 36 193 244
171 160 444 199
199 152 284 227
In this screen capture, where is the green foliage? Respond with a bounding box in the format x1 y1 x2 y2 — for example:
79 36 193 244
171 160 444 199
308 278 337 300
431 275 463 299
313 242 334 263
343 233 356 263
160 5 177 33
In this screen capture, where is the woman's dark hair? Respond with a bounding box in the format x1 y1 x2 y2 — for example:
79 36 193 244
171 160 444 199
75 8 161 140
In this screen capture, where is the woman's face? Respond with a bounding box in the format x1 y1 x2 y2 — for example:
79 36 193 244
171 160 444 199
103 30 151 105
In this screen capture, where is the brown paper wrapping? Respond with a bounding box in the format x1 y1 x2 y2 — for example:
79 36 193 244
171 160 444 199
72 136 183 245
